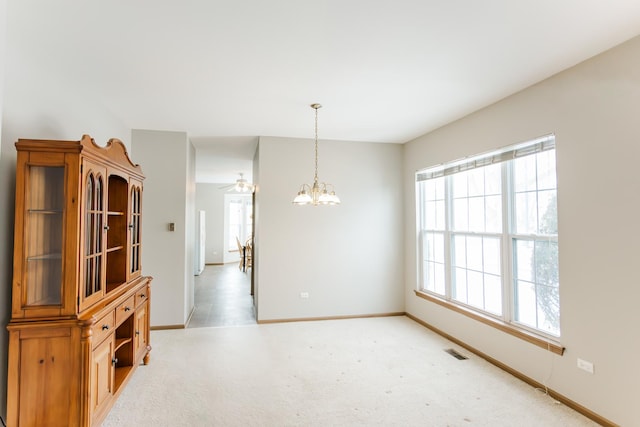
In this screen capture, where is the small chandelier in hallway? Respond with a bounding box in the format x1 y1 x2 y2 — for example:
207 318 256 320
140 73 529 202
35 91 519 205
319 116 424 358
292 103 341 206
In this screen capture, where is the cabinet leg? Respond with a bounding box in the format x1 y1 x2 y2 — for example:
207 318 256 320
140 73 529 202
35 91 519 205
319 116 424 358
143 345 151 365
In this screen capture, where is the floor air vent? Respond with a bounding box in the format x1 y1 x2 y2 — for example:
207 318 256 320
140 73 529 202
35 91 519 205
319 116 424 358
445 348 468 360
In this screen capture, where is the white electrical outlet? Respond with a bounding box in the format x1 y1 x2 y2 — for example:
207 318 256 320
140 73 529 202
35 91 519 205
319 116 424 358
577 358 594 374
300 292 309 299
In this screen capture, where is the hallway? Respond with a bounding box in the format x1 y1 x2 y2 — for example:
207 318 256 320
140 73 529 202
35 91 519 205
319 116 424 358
188 263 256 328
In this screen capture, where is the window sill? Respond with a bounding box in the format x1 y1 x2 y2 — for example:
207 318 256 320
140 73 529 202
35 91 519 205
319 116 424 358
414 290 564 355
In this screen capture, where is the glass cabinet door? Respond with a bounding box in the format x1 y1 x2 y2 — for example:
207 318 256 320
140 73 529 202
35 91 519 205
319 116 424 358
129 181 142 278
25 166 65 307
80 160 107 310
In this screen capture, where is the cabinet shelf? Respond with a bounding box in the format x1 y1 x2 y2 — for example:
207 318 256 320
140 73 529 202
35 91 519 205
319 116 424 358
107 211 125 216
27 253 62 261
28 296 59 306
106 245 124 253
28 209 63 214
114 337 132 352
114 365 133 392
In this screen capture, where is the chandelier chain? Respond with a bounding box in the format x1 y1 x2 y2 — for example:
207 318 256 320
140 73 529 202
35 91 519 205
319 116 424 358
314 105 319 182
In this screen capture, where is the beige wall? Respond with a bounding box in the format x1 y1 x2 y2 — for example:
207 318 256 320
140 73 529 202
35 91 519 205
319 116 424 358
132 129 195 328
255 136 405 321
404 35 640 425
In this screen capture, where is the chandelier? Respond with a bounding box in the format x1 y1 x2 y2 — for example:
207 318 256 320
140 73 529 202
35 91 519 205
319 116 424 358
293 104 341 206
234 173 253 193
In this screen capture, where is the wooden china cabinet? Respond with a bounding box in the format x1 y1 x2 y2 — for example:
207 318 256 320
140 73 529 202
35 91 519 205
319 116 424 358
6 135 152 427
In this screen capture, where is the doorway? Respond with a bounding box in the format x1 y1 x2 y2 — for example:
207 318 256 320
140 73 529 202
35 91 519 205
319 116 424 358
189 263 255 328
189 188 256 328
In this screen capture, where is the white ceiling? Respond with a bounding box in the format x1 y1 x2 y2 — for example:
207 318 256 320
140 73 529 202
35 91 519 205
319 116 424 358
6 1 640 183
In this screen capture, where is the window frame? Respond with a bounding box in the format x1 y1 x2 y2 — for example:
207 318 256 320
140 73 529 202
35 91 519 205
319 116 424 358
415 135 563 354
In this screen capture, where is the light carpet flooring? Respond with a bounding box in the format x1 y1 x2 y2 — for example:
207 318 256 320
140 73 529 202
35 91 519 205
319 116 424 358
102 316 597 427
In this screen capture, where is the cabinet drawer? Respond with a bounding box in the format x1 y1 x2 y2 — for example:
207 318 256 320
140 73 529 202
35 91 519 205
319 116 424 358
115 296 135 326
135 287 149 308
92 312 115 346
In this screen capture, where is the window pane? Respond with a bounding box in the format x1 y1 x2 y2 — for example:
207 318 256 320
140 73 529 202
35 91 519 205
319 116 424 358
537 150 556 191
513 150 558 237
453 198 468 231
466 236 483 271
424 179 437 201
421 177 445 231
424 261 445 295
424 233 434 261
535 240 559 288
453 235 466 267
514 239 534 282
516 280 536 327
432 233 445 263
468 197 484 232
424 260 435 291
425 201 437 229
538 190 557 234
452 164 502 234
484 164 502 195
453 267 467 302
434 263 446 295
434 177 445 200
514 192 537 234
424 176 445 201
514 156 536 192
435 200 445 230
423 232 445 295
468 168 484 197
467 270 484 308
485 195 502 233
513 238 559 336
484 274 502 315
452 234 502 313
452 172 468 198
483 238 501 275
537 284 560 335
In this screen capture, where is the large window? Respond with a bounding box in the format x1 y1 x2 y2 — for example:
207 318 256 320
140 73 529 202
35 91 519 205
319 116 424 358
227 194 253 250
417 135 559 338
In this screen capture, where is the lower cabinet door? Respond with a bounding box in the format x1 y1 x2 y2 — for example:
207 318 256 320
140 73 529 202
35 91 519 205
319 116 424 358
12 328 76 427
91 337 114 420
135 302 148 360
